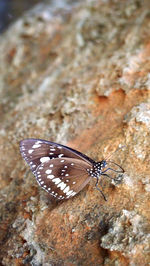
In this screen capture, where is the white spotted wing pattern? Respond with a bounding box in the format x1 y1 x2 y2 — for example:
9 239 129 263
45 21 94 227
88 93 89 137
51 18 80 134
36 158 91 199
20 138 95 200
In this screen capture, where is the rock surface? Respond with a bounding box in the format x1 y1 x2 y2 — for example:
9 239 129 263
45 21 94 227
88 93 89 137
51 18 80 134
0 0 149 265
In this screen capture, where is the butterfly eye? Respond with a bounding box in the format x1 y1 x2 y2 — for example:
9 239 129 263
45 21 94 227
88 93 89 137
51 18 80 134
20 139 124 200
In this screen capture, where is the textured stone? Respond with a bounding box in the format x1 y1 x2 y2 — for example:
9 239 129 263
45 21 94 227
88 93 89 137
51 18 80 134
0 0 150 265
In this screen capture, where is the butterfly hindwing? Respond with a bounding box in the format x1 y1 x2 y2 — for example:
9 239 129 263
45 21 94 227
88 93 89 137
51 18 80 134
35 158 92 199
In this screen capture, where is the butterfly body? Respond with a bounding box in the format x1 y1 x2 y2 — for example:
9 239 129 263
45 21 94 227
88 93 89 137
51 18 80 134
87 161 107 178
20 139 124 200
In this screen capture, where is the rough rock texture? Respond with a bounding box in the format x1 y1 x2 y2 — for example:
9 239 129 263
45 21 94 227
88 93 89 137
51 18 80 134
0 0 150 265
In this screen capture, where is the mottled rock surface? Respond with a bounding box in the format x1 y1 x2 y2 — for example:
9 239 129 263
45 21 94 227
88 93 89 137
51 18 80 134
0 0 149 265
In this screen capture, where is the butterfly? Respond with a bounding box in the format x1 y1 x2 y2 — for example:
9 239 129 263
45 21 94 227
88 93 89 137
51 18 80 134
20 138 124 200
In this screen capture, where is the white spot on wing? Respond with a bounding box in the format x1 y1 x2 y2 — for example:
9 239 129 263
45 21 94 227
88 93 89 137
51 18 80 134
63 186 70 193
32 144 41 148
28 149 34 154
52 178 61 184
70 191 76 197
47 174 54 179
57 182 66 190
66 190 73 196
61 160 65 162
36 141 43 144
45 169 52 174
40 157 50 163
58 154 64 158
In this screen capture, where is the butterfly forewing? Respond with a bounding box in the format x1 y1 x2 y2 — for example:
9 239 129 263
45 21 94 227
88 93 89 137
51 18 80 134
20 139 53 174
35 158 92 199
20 138 94 175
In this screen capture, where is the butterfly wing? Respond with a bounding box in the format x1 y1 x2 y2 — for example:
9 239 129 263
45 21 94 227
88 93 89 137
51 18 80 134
20 138 94 175
35 158 92 199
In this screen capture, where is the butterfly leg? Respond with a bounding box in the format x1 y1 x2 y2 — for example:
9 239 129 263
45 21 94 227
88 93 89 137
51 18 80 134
102 167 124 174
101 173 113 180
95 177 107 201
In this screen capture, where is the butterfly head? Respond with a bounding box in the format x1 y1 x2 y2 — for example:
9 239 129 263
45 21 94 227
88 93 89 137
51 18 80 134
97 160 107 168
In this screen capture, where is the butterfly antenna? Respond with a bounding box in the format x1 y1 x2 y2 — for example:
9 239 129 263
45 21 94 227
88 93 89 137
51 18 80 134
107 160 124 173
101 146 125 176
105 145 126 161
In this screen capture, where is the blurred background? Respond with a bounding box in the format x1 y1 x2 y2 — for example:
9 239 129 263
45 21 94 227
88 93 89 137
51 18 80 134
0 0 42 32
